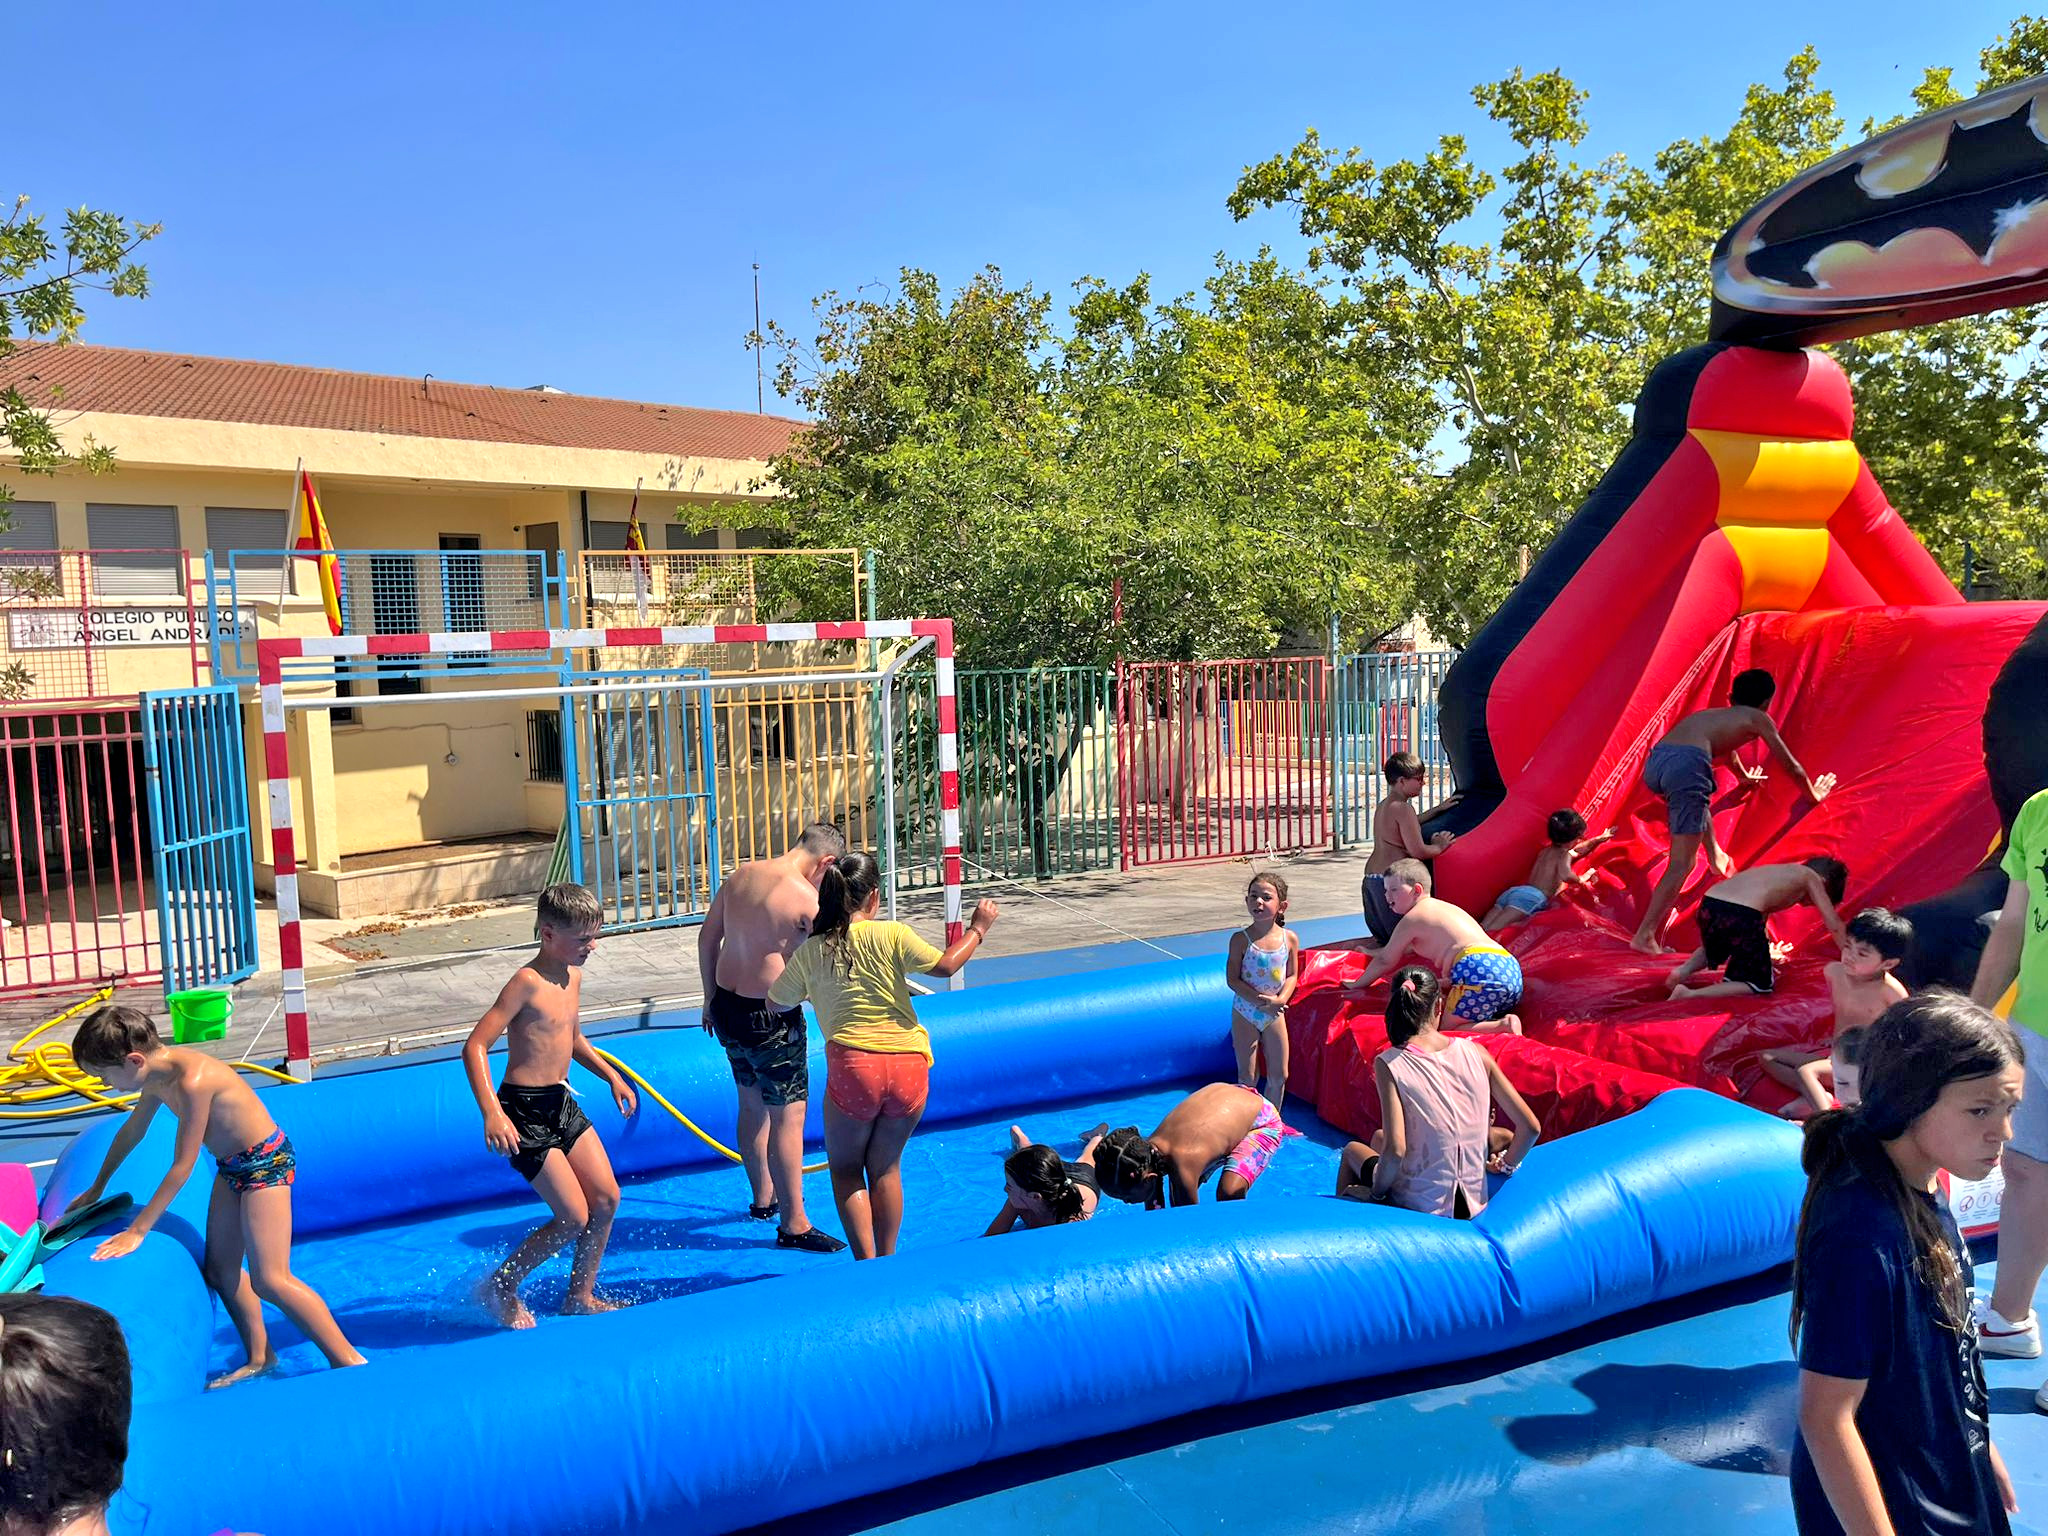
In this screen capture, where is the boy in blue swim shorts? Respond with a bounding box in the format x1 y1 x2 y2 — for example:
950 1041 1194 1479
66 1005 365 1387
1480 808 1615 935
1342 859 1524 1034
1630 669 1834 954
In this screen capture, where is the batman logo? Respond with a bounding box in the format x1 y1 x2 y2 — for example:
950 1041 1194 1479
1711 73 2048 348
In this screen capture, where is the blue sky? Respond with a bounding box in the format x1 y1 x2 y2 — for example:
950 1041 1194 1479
14 2 2013 415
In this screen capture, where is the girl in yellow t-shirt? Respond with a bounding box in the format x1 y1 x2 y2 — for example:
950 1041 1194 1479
767 851 998 1259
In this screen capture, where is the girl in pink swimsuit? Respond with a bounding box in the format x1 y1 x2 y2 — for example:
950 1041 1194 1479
1335 966 1541 1218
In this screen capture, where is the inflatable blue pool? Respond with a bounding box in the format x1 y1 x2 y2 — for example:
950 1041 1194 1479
40 955 1804 1536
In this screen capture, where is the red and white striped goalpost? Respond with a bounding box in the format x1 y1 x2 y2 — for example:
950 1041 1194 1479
258 619 962 1079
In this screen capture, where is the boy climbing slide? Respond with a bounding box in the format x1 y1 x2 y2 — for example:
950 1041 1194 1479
1630 668 1834 954
1667 857 1850 1001
1343 859 1523 1034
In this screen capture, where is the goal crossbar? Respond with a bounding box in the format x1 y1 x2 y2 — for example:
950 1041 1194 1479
258 620 961 1078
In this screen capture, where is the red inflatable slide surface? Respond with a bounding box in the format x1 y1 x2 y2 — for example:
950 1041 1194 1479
1285 600 2046 1137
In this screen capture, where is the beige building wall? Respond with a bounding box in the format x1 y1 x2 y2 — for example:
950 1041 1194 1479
2 410 791 914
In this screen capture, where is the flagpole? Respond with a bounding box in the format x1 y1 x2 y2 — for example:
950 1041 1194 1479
277 456 303 613
628 477 649 625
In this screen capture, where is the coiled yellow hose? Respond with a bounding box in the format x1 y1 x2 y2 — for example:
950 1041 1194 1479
0 988 300 1119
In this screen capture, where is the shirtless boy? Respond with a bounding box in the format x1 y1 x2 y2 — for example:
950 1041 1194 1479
68 1005 365 1387
1361 752 1455 946
1480 809 1615 935
1094 1084 1296 1206
1759 905 1910 1118
464 882 640 1327
1666 856 1850 1002
1630 669 1834 953
1343 859 1523 1034
696 820 847 1253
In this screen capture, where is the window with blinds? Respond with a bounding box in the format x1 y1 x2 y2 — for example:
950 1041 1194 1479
0 502 60 578
664 521 720 550
87 505 183 596
205 507 291 582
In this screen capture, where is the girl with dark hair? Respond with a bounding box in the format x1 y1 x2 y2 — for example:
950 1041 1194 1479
1333 965 1540 1218
1096 1083 1299 1208
0 1293 130 1536
768 851 999 1260
984 1123 1105 1234
1226 874 1300 1112
1789 990 2023 1534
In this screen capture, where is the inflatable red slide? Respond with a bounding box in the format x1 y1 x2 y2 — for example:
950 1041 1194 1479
1282 344 2045 1144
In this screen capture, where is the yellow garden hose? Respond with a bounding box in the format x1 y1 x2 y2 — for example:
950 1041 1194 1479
0 988 302 1119
4 994 820 1183
595 1046 827 1175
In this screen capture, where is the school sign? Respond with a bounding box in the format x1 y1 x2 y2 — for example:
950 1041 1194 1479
6 604 257 651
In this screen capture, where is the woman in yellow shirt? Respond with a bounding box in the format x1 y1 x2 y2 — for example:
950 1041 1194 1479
768 852 998 1259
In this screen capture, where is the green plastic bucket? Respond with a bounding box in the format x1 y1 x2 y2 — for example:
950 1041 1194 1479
165 988 233 1045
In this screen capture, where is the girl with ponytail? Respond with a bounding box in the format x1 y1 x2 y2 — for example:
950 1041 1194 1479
1788 990 2024 1534
984 1123 1105 1233
767 852 1000 1259
1333 965 1540 1218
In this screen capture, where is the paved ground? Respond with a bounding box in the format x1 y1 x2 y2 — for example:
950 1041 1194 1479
0 850 1368 1068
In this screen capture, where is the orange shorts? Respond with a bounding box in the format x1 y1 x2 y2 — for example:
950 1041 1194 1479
825 1042 929 1121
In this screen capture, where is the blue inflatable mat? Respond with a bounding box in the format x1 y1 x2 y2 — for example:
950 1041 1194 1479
37 955 1802 1536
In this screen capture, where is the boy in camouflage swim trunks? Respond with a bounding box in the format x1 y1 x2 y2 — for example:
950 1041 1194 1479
67 1005 365 1387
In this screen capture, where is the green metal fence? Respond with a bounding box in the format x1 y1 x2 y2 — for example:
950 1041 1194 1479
876 650 1460 885
893 665 1119 887
1333 650 1461 844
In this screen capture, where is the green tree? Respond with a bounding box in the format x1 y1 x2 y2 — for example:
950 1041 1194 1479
737 259 1429 874
1236 33 2048 615
1 195 158 523
1231 70 1640 641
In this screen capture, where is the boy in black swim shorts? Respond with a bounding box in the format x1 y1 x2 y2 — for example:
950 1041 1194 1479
705 987 809 1116
695 821 848 1254
1667 856 1850 1000
462 882 641 1328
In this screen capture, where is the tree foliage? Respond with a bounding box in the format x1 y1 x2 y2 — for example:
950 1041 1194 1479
746 18 2048 653
0 196 158 523
743 259 1427 666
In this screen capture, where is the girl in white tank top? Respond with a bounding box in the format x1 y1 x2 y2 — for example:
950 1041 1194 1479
1335 965 1542 1218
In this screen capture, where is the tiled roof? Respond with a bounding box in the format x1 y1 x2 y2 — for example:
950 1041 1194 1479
0 342 805 461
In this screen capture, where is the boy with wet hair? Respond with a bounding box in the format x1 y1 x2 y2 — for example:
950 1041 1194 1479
1480 808 1615 934
1760 906 1912 1118
1630 668 1835 954
1343 859 1524 1034
1360 752 1455 946
464 881 640 1328
1666 856 1851 1000
66 1005 365 1387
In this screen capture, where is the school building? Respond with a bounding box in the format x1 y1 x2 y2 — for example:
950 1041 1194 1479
0 340 878 993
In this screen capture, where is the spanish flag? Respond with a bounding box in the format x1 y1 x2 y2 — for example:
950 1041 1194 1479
625 485 651 623
294 469 343 636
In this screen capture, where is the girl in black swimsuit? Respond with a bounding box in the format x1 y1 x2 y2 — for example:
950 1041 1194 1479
983 1124 1104 1232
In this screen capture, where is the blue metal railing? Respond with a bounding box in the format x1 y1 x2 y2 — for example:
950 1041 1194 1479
1332 649 1460 844
141 683 259 995
562 667 721 931
207 547 572 683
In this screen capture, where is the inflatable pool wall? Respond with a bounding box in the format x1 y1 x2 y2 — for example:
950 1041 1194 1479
38 956 1804 1536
